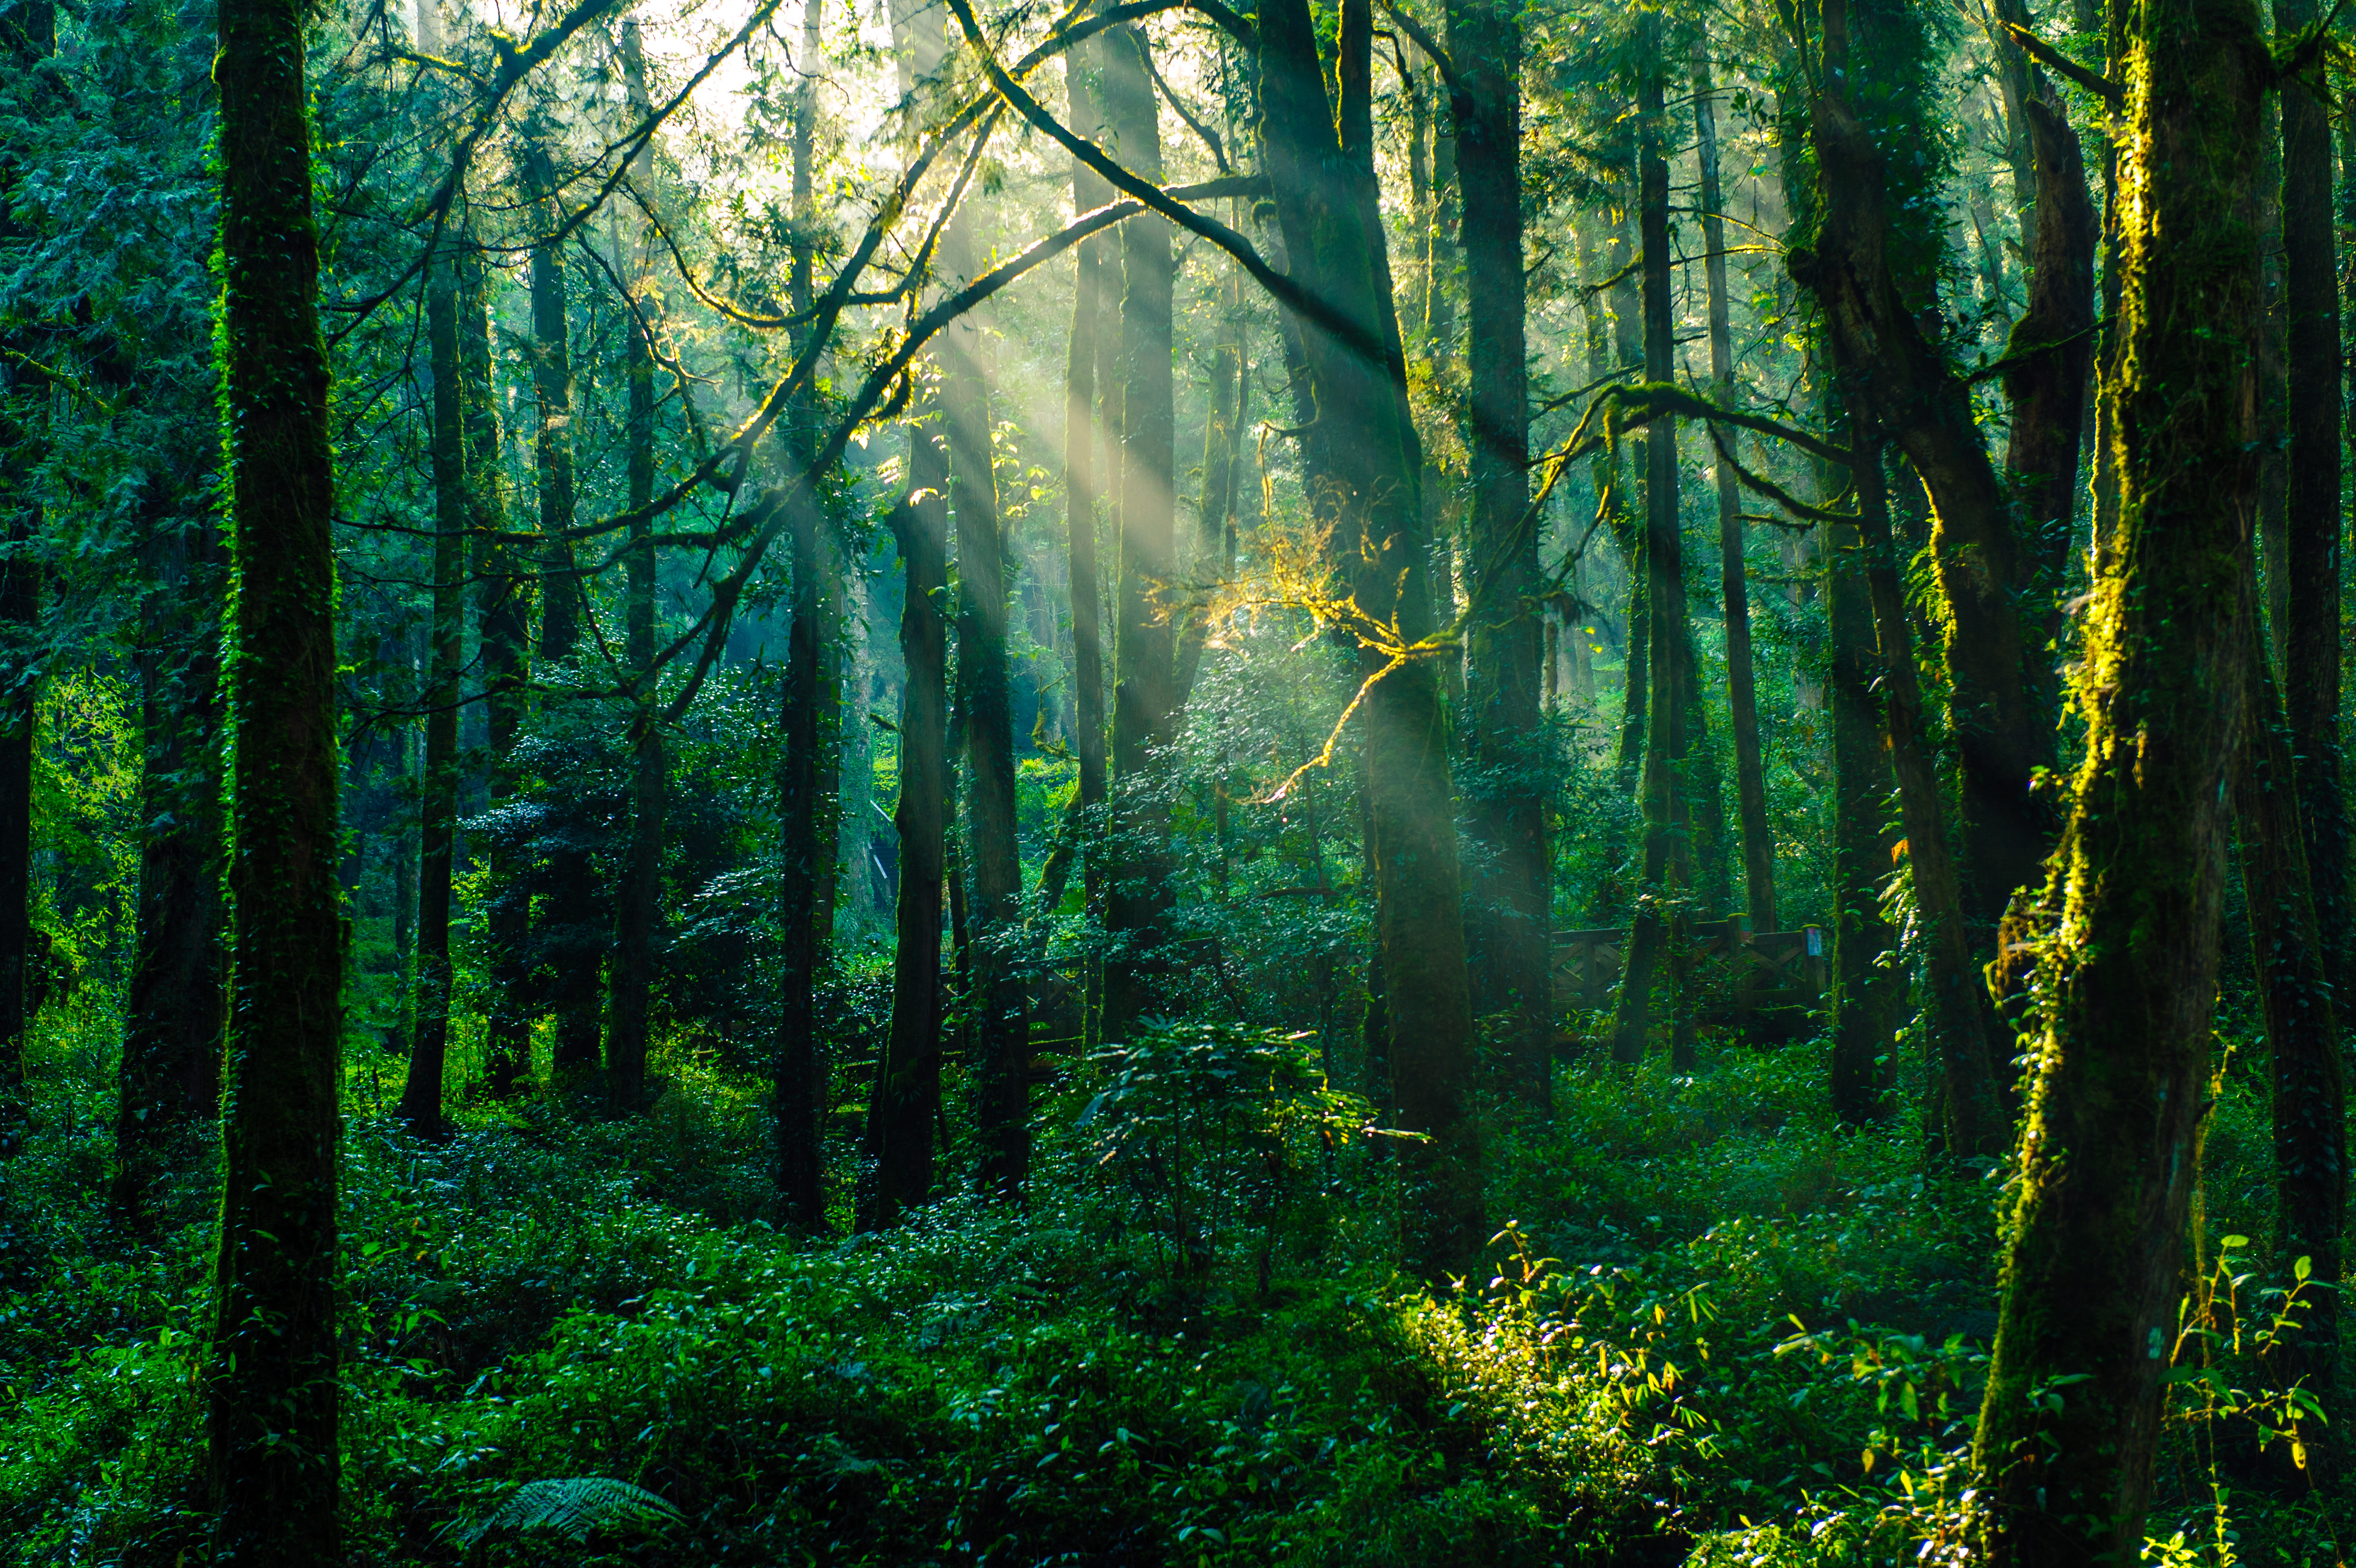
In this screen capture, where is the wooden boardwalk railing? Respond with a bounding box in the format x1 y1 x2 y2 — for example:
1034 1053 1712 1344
1553 918 1827 1025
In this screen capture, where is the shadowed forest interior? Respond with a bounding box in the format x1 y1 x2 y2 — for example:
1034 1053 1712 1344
2 0 2354 1558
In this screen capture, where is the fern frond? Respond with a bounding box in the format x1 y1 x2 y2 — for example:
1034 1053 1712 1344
453 1476 684 1547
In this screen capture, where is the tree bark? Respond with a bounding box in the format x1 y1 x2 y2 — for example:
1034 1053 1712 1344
1260 0 1481 1277
775 0 833 1229
1972 0 2267 1548
940 187 1029 1195
1609 31 1691 1071
396 242 467 1137
1694 40 1774 935
465 259 530 1098
2233 602 2345 1476
527 131 601 1076
1449 0 1547 1111
111 500 226 1237
207 0 341 1548
862 0 953 1227
1825 484 1898 1124
1793 0 2059 945
1099 22 1178 1046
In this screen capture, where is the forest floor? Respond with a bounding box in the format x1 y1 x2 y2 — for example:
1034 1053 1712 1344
1 992 2348 1566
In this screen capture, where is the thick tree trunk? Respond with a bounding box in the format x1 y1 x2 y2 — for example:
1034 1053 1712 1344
207 0 341 1549
1449 0 1547 1111
1694 42 1775 935
940 196 1029 1194
1610 36 1691 1070
1972 0 2267 1549
2233 611 2345 1474
396 244 467 1137
775 0 832 1228
111 503 226 1236
1099 23 1178 1046
462 261 530 1098
1260 0 1481 1277
1794 0 2058 945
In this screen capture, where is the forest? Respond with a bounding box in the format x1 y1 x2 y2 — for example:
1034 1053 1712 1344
0 0 2349 1557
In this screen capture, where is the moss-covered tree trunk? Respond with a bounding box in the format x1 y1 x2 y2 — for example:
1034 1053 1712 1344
207 0 341 1548
1449 0 1548 1111
1261 0 1481 1277
1824 478 1899 1124
775 0 833 1230
1099 22 1178 1046
111 500 226 1236
396 243 466 1138
1972 0 2266 1547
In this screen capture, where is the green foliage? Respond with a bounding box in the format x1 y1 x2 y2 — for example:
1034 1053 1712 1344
452 1477 685 1547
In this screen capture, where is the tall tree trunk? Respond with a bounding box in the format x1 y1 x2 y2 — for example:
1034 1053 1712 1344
1854 422 2004 1158
1449 0 1547 1111
1099 23 1178 1045
1053 41 1110 1048
207 0 341 1547
1794 0 2059 945
940 194 1028 1195
1972 0 2267 1548
0 0 49 1159
1824 467 1898 1124
1694 41 1775 935
527 132 601 1077
606 17 662 1115
775 0 832 1228
2274 0 2350 1130
863 0 952 1227
1260 0 1481 1277
465 259 530 1098
396 243 466 1137
1609 33 1690 1069
2233 603 2345 1475
1178 240 1244 703
111 503 226 1236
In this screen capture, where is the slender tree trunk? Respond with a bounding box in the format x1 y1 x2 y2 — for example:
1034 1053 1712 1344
1610 35 1688 1069
1056 42 1110 1047
775 0 831 1228
605 18 662 1111
2233 603 2345 1476
1449 0 1547 1111
1825 481 1898 1124
1261 0 1481 1275
1853 421 2004 1159
1694 42 1774 935
2274 0 2351 1094
1098 23 1178 1045
207 0 341 1547
527 134 601 1077
1178 243 1243 703
1972 0 2267 1547
0 0 48 1159
940 194 1029 1195
397 243 466 1137
111 502 226 1236
463 260 530 1098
